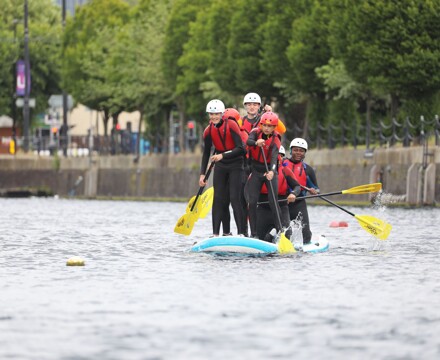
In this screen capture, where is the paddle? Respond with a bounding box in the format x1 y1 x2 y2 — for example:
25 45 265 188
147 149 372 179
296 183 382 200
197 186 214 219
257 182 382 205
185 186 214 219
318 196 392 240
260 149 296 254
174 162 215 236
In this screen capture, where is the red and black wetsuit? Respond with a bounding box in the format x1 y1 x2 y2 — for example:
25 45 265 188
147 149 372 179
245 128 281 237
238 115 261 237
257 163 301 241
201 119 246 235
284 158 319 243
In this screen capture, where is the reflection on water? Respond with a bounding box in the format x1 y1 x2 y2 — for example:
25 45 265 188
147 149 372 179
1 198 439 359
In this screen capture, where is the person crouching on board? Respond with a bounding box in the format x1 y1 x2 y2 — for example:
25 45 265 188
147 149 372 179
199 100 247 237
257 147 302 242
245 111 282 238
284 138 320 244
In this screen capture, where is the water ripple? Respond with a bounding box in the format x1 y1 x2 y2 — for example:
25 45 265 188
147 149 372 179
1 199 439 359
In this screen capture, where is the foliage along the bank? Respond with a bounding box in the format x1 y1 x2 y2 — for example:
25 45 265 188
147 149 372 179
1 0 440 142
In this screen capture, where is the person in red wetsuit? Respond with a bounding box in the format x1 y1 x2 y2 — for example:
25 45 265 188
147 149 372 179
239 93 287 236
218 108 248 236
199 100 247 237
245 111 282 238
284 138 320 244
240 92 286 136
257 153 302 242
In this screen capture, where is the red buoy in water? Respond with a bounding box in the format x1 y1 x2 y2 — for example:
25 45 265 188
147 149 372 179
329 221 349 228
329 221 340 228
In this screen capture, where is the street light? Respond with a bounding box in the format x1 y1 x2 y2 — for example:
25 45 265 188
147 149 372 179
23 0 30 152
61 0 69 157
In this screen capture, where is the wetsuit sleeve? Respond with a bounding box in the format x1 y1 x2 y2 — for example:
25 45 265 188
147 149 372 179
200 130 212 175
305 165 319 192
269 143 279 173
222 123 246 159
246 129 258 147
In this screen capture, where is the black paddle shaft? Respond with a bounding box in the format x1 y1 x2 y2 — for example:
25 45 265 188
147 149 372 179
318 196 355 217
190 161 215 212
260 148 283 231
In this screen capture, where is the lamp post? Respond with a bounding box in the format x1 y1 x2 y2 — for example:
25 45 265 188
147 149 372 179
61 0 69 157
23 0 30 152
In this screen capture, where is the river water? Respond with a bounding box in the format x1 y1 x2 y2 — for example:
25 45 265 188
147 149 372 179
1 198 439 360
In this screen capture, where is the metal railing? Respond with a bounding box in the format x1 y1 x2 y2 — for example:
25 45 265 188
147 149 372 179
1 115 439 156
290 115 440 149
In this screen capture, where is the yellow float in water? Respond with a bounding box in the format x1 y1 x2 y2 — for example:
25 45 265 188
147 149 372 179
66 256 85 266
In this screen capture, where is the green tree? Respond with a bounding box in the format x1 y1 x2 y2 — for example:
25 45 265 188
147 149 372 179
62 0 130 135
329 0 440 119
285 0 332 137
107 0 172 153
227 0 272 98
162 0 208 150
0 0 62 131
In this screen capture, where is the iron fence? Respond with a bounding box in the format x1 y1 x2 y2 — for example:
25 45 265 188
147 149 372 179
1 115 439 156
291 115 440 150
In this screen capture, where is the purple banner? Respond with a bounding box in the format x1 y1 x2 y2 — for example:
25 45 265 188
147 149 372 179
16 60 30 96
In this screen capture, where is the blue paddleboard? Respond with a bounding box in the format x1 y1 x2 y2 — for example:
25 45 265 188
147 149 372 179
190 235 329 254
298 235 330 253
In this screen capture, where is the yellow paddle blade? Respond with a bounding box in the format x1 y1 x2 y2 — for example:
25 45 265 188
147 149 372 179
278 232 296 254
197 187 214 219
342 183 382 195
355 214 392 240
185 195 196 213
174 212 197 236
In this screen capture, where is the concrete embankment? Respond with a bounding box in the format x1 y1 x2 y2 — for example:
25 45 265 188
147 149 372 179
0 146 438 206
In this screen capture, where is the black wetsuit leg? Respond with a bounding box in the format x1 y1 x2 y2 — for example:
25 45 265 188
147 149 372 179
288 200 312 243
212 165 230 235
266 176 282 232
241 166 250 236
246 171 265 237
222 184 231 234
256 205 274 241
228 167 245 234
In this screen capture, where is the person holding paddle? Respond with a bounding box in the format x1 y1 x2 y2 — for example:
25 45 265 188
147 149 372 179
284 138 319 244
199 99 247 237
239 93 284 236
245 111 282 238
257 152 302 242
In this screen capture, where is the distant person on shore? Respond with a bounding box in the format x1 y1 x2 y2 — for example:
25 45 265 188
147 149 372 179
199 100 246 237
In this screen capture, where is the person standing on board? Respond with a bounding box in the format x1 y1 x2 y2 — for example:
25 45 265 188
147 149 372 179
257 151 301 242
218 108 249 236
284 138 319 244
199 100 246 237
245 111 282 238
240 92 286 136
239 92 285 236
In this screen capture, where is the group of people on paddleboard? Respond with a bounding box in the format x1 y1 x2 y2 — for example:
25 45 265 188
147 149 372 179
199 93 319 244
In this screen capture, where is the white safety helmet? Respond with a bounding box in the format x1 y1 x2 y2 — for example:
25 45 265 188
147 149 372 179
279 145 286 156
206 99 225 113
290 138 308 151
243 92 261 105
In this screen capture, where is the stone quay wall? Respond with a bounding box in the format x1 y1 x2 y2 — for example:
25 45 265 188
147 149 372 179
0 146 438 205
